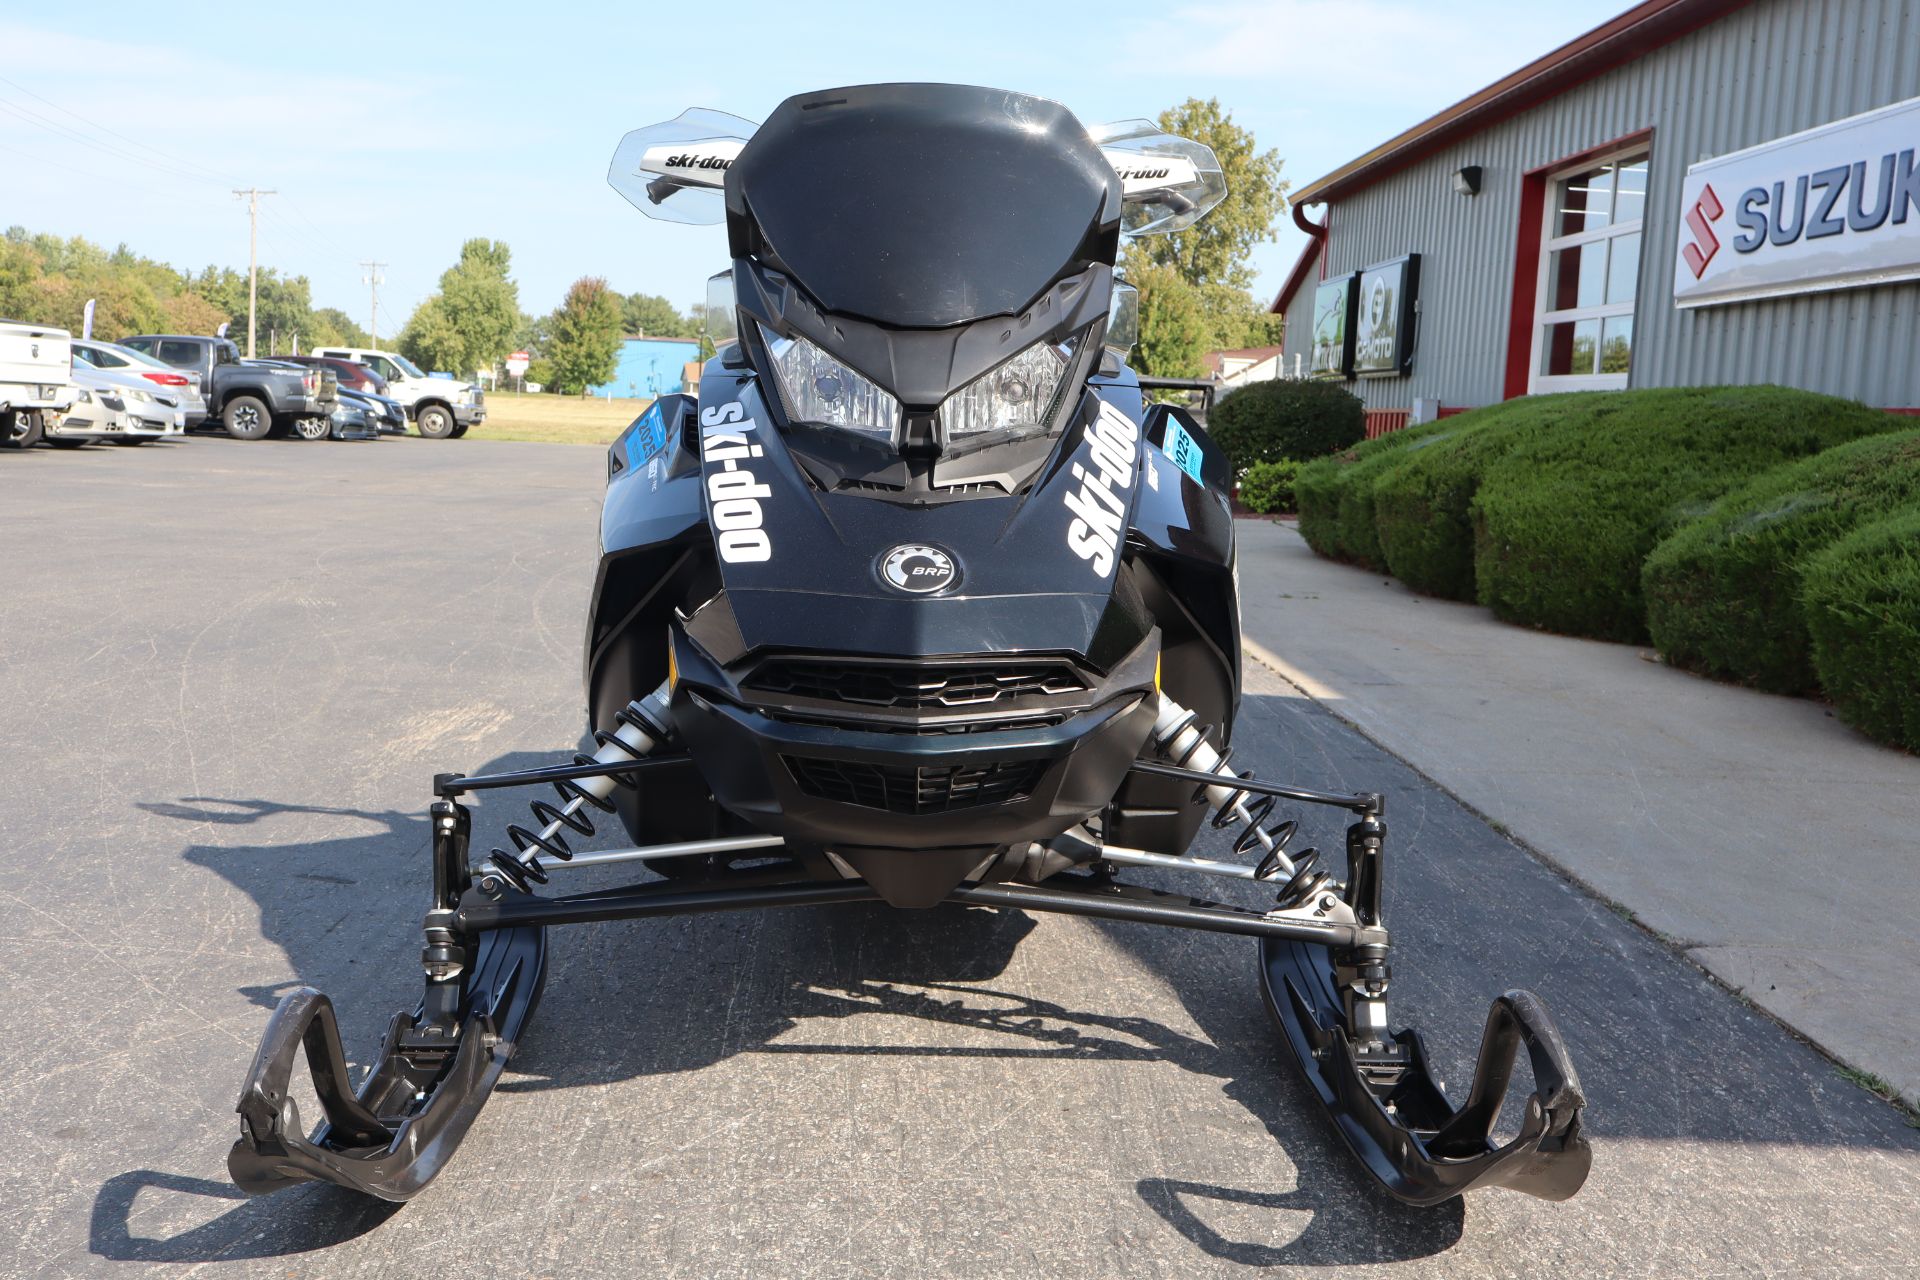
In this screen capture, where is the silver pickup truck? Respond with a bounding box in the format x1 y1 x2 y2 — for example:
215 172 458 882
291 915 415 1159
0 319 78 449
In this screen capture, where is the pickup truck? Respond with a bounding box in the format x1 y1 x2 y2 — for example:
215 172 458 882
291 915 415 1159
307 345 484 438
118 334 335 440
1 318 78 449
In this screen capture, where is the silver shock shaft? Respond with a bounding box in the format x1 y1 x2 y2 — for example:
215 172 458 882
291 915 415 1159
1149 694 1296 879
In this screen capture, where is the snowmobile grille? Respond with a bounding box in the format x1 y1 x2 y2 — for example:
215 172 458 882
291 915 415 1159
783 756 1049 813
746 660 1087 710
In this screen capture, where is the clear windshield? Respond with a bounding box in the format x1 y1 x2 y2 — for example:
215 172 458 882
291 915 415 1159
391 354 426 378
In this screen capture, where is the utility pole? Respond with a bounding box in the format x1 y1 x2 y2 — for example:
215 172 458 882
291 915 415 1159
361 260 387 347
232 187 276 358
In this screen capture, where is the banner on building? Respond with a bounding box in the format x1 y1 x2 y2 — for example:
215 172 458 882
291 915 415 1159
1673 94 1920 308
1309 273 1357 378
1353 254 1420 377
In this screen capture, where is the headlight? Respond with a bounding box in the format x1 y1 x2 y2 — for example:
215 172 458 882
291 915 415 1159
126 387 151 403
940 335 1078 442
76 389 93 403
759 325 900 442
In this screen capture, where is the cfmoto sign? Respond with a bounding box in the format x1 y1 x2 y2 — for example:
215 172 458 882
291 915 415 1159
1674 95 1920 308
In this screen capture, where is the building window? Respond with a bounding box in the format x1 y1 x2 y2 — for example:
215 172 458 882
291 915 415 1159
1529 150 1647 392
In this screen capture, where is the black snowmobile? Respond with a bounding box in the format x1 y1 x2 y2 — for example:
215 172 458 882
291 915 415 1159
228 84 1590 1207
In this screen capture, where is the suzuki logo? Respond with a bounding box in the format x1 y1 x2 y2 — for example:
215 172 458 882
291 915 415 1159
1682 184 1724 278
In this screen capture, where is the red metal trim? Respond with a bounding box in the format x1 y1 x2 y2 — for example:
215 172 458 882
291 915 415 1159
1437 406 1471 418
1504 172 1548 401
1885 407 1920 416
1291 0 1749 209
1363 410 1411 439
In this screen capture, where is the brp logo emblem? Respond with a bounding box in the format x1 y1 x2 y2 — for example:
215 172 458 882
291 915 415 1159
880 544 958 595
1682 183 1724 279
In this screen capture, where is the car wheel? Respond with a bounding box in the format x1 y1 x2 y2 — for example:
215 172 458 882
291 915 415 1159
451 422 469 438
416 404 455 439
293 416 332 441
222 395 272 441
0 410 42 449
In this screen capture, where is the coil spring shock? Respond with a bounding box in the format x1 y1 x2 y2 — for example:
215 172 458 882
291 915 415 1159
1149 694 1335 909
483 683 675 894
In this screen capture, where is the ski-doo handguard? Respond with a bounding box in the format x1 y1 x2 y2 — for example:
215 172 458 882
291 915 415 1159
228 924 545 1202
1263 941 1590 1204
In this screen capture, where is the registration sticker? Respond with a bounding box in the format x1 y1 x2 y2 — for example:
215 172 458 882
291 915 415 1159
627 401 671 465
1160 418 1206 483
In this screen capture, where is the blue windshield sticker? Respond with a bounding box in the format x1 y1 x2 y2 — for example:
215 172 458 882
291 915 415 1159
1160 419 1206 483
627 402 671 465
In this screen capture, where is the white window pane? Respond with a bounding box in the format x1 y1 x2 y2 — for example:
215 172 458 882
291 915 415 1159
1606 232 1641 304
1613 159 1648 223
1541 319 1600 376
1548 242 1608 310
1600 315 1633 374
1556 166 1613 235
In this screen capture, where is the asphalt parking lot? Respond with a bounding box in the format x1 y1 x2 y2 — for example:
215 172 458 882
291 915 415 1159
3 437 1918 1278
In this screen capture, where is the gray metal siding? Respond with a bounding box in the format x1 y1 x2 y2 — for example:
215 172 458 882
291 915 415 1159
1281 0 1920 411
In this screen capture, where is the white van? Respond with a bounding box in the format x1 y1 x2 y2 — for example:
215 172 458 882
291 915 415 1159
1 319 78 448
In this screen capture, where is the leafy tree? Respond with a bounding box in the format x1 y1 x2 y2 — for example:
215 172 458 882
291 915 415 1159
546 276 623 394
1123 98 1287 359
307 307 370 349
397 239 521 376
162 291 229 337
1130 263 1209 380
621 292 690 338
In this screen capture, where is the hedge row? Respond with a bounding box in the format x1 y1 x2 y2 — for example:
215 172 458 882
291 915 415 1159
1643 429 1920 693
1802 510 1920 752
1295 387 1903 643
1209 379 1365 473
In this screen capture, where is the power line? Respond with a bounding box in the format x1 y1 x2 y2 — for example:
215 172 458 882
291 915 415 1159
0 71 239 186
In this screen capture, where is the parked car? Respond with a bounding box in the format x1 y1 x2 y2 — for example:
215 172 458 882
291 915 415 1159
71 339 206 434
118 334 335 440
338 386 408 434
0 318 77 450
42 362 185 446
272 354 391 397
307 345 484 438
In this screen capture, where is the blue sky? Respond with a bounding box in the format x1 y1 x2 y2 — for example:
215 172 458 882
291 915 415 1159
2 1 1630 336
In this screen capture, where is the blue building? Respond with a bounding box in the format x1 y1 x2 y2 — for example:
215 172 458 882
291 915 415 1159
590 336 703 399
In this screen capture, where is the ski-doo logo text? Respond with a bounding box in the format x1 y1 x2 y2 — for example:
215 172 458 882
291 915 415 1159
700 402 772 563
1063 402 1140 578
664 153 732 172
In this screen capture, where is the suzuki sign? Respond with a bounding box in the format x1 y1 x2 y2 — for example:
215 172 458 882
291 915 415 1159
1674 95 1920 308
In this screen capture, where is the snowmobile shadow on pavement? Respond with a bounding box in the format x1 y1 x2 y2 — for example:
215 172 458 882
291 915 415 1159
99 745 1463 1265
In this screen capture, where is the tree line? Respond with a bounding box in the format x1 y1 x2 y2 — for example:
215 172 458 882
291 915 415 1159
2 97 1285 392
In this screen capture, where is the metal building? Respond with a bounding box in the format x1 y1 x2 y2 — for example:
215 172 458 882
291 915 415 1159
1271 0 1920 436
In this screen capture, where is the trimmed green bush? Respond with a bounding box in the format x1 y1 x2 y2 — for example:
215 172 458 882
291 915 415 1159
1295 423 1445 568
1238 459 1302 514
1802 511 1920 752
1209 379 1365 472
1643 429 1920 692
1470 387 1903 642
1370 397 1555 601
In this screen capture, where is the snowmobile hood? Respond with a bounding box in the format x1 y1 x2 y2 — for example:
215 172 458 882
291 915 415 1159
725 84 1124 328
678 375 1157 668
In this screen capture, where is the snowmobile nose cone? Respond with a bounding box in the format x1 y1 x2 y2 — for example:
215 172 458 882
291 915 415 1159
879 543 959 595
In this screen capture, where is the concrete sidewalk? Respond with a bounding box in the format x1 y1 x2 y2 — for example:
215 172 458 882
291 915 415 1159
1235 518 1920 1109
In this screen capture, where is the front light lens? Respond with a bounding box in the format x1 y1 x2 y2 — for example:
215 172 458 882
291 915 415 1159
127 387 151 403
941 336 1077 441
760 325 900 441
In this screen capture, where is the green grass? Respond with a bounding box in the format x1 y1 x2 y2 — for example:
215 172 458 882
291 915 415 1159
468 390 653 445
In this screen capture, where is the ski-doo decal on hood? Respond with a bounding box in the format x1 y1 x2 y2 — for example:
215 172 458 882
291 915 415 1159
699 401 773 563
1064 400 1141 578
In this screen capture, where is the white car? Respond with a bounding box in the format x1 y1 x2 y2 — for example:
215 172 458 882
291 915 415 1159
71 338 208 430
1 318 77 449
44 363 184 446
306 346 485 438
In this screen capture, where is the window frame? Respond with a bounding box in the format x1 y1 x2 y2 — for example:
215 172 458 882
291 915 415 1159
1527 145 1648 394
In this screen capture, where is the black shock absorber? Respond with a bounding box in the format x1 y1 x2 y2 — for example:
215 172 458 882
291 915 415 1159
484 683 674 893
1149 694 1334 909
